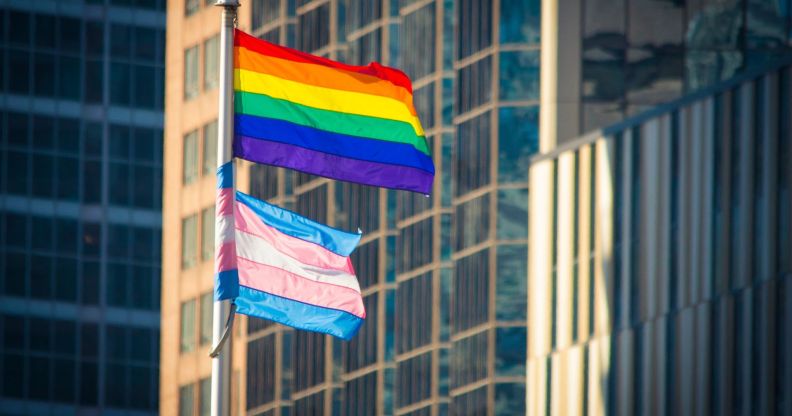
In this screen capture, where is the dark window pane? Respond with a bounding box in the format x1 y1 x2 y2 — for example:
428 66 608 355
8 11 31 45
57 118 80 154
52 358 76 402
3 251 27 296
110 62 131 105
31 217 53 250
3 353 25 397
81 260 100 305
111 24 131 58
34 53 56 96
85 59 104 103
82 223 101 256
80 323 99 358
134 27 157 60
55 257 78 302
496 244 527 320
79 362 99 405
8 49 30 94
57 156 80 200
6 151 29 195
82 160 102 203
28 356 51 399
32 116 55 149
58 55 81 100
86 21 104 56
134 64 156 108
60 17 82 52
84 122 103 157
30 255 53 299
32 154 54 197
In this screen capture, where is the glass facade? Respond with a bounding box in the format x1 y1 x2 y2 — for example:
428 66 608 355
233 0 536 414
528 62 792 415
0 0 164 414
580 0 792 131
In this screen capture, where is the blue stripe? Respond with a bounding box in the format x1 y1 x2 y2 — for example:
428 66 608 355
235 191 361 256
215 269 239 300
235 114 435 174
234 285 364 340
217 162 234 189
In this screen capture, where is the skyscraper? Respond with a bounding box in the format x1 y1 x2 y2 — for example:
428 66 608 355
162 0 792 415
0 0 165 414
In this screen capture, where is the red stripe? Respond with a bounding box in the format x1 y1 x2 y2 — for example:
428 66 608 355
233 29 413 93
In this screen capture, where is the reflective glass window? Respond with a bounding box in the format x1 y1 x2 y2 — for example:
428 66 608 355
183 130 199 184
184 46 200 99
182 215 198 269
498 106 538 183
180 299 196 353
204 35 219 90
500 0 540 43
201 206 215 262
457 0 492 59
453 250 489 332
499 51 539 101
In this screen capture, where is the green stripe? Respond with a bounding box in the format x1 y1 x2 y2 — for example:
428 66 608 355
234 91 431 155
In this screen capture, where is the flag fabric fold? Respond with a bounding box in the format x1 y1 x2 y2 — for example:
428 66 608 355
232 29 435 194
220 190 365 340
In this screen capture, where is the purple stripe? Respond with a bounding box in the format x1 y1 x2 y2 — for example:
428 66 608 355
234 135 434 194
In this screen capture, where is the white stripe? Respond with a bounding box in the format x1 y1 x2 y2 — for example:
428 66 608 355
216 215 235 246
234 230 361 292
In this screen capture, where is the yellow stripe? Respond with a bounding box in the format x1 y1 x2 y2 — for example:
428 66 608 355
234 68 425 137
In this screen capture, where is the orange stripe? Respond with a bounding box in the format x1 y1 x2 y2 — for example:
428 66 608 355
234 46 418 116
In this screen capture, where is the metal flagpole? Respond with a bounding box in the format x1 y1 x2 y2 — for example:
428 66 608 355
212 1 238 416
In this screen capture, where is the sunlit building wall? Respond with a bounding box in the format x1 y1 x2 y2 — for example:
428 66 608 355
0 0 166 414
527 61 792 416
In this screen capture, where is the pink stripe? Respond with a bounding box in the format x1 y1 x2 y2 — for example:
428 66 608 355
235 202 354 273
237 257 365 318
216 241 237 273
216 188 234 217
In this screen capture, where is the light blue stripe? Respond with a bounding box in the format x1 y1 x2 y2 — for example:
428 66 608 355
235 191 362 256
215 269 239 300
217 162 234 189
234 285 364 340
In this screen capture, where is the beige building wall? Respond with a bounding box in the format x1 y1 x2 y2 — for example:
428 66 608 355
161 2 254 415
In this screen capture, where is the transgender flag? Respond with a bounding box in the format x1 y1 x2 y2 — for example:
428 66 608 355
215 163 365 339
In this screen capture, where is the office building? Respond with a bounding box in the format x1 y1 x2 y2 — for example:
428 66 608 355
162 0 792 415
0 0 165 414
527 59 792 416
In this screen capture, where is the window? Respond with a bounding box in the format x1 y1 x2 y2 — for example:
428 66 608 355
200 292 213 346
251 0 281 31
204 36 219 90
182 215 198 269
455 112 492 195
183 130 199 184
202 120 218 175
397 352 432 407
246 335 276 409
453 250 490 332
180 299 196 353
496 245 527 320
455 194 490 250
396 273 432 353
201 206 215 262
185 0 200 16
179 384 195 416
199 377 211 416
184 46 199 99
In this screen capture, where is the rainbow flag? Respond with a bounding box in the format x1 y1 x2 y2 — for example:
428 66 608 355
215 162 365 339
232 29 434 194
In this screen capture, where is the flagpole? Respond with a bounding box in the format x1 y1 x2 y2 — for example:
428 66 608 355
212 1 238 416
